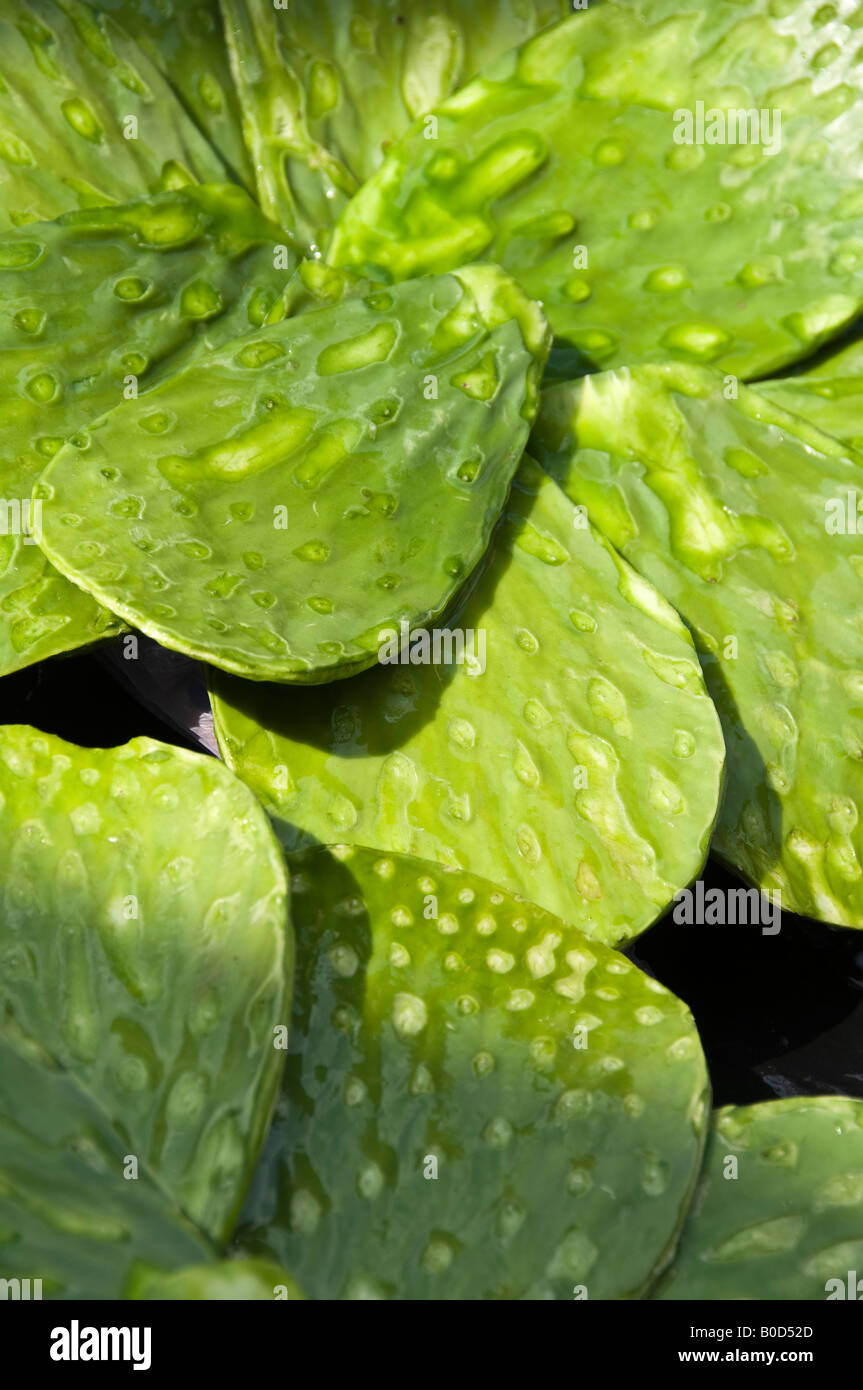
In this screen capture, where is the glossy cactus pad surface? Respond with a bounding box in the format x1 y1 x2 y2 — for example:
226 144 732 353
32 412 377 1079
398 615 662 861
0 0 227 228
235 843 710 1299
210 456 725 946
1 0 862 1311
329 0 863 379
86 0 253 189
0 726 291 1251
0 1032 214 1299
220 0 569 247
37 265 549 681
760 333 863 451
656 1097 863 1300
533 361 863 927
0 184 293 676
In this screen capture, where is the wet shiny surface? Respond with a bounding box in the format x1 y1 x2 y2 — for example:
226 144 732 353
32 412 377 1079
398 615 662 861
209 458 726 946
38 268 547 681
0 720 290 1251
235 842 708 1299
534 363 863 926
4 646 860 1111
329 0 863 379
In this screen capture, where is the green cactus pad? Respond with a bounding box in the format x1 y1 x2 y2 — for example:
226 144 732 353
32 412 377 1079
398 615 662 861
83 0 253 189
0 1030 214 1300
655 1097 863 1300
0 185 296 677
210 456 725 946
220 0 570 247
760 333 863 451
263 257 373 324
0 0 227 229
329 0 863 379
532 360 863 927
37 265 550 683
234 843 710 1300
126 1258 306 1300
0 726 292 1246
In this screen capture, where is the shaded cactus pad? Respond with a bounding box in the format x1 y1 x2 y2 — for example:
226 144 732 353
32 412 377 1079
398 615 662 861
126 1258 306 1301
760 332 863 451
656 1097 863 1300
234 843 710 1300
0 1031 214 1300
85 0 253 189
0 0 226 229
0 726 292 1254
210 456 725 946
37 265 549 682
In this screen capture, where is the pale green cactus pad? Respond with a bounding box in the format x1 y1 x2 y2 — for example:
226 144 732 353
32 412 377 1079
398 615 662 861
532 361 863 927
220 0 570 247
329 0 863 379
126 1258 306 1300
210 457 725 946
37 265 549 682
0 184 295 677
234 843 710 1300
655 1097 863 1300
0 1030 214 1299
84 0 253 189
760 332 863 450
0 0 228 229
0 726 292 1247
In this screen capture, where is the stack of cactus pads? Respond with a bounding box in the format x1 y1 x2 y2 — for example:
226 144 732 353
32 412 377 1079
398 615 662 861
2 0 863 1302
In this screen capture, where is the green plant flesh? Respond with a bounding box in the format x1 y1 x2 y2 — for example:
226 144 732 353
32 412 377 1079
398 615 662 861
126 1258 306 1301
234 842 710 1299
0 0 861 1311
0 725 292 1255
0 0 227 229
210 456 725 947
219 0 570 247
0 1031 215 1300
655 1097 863 1300
83 0 253 189
532 361 863 927
0 185 295 676
759 332 863 451
328 0 863 379
36 266 550 682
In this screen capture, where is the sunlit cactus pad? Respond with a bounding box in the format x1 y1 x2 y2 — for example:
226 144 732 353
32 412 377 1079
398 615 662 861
234 843 710 1300
0 0 860 1311
0 726 292 1258
329 0 863 379
655 1097 863 1300
533 361 863 927
37 265 549 682
210 457 725 946
0 184 294 676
